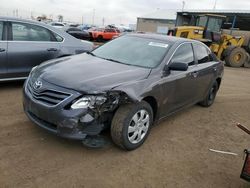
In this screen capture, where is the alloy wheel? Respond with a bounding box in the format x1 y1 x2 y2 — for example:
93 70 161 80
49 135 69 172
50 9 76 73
128 109 150 144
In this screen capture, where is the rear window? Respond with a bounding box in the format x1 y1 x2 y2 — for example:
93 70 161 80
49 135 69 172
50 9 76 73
67 27 81 32
52 23 64 26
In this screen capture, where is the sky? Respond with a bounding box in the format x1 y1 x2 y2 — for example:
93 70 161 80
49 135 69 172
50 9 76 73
0 0 250 25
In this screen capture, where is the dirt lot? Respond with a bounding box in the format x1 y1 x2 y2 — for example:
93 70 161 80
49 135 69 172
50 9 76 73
0 67 250 188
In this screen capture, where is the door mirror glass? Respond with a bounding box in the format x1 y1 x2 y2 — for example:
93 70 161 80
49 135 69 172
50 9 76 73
168 62 188 71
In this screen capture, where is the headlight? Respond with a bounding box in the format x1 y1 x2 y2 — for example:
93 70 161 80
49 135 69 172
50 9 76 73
71 95 107 109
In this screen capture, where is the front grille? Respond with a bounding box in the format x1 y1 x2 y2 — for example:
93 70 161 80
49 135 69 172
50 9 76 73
28 111 57 131
27 81 71 106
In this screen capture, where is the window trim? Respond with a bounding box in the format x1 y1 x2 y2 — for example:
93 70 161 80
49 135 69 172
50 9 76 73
192 42 212 64
0 20 7 41
168 42 196 66
8 20 64 43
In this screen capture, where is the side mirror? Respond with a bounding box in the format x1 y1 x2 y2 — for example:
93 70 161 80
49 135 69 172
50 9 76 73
168 62 188 71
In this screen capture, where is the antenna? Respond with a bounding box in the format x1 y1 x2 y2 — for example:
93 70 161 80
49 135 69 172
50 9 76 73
92 9 95 25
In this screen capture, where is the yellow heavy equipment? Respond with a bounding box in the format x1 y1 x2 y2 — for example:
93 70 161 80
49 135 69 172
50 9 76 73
170 14 249 68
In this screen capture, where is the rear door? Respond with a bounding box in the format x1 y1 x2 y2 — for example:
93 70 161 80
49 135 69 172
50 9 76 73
192 43 217 102
0 21 8 79
7 21 62 78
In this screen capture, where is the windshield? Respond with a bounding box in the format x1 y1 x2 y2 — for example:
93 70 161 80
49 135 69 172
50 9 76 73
92 35 171 68
207 17 222 32
197 16 208 27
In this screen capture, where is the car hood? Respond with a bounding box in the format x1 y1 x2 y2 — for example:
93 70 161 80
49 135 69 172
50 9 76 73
35 54 151 93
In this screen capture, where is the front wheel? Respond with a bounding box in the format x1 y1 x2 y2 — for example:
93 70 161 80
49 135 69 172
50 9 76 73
111 101 153 150
97 35 103 42
225 47 247 67
199 81 219 107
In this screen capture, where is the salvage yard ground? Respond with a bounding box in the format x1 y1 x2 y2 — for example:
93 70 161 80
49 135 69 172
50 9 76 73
0 67 250 187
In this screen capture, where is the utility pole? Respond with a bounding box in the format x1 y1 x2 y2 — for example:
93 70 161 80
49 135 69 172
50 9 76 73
102 17 105 26
92 9 95 25
213 0 218 10
182 1 186 11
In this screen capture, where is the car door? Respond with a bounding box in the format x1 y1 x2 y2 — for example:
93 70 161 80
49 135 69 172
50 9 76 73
161 43 200 115
192 43 218 102
103 29 110 40
7 21 62 77
0 21 8 79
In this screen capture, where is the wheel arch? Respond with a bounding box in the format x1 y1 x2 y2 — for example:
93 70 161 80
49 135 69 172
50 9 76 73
216 77 222 90
142 96 158 121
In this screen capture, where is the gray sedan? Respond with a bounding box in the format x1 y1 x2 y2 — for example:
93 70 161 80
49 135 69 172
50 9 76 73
0 17 94 81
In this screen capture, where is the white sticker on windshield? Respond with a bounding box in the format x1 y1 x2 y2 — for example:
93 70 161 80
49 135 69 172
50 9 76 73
148 42 169 48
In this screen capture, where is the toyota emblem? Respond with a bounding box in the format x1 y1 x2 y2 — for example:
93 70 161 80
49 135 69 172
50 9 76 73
33 80 42 90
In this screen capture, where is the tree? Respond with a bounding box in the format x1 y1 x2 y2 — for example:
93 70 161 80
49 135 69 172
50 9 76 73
58 15 63 22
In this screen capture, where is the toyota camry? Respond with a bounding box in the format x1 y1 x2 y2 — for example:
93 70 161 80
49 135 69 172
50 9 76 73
23 34 223 150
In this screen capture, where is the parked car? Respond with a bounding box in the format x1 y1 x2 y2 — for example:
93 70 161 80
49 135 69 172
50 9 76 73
90 28 120 41
23 34 224 150
48 22 65 29
78 24 96 31
65 27 90 41
0 17 94 81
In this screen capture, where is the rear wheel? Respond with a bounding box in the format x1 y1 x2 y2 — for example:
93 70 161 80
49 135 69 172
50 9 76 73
111 101 153 150
97 35 103 42
225 47 247 67
199 81 218 107
244 53 250 68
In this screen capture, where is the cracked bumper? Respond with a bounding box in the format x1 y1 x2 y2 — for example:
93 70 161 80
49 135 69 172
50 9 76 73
23 81 105 140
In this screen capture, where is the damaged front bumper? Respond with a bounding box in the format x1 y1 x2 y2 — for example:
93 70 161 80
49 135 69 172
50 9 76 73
23 79 110 140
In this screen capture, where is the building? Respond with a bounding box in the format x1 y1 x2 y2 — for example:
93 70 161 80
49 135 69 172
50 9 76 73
136 9 176 34
176 9 250 31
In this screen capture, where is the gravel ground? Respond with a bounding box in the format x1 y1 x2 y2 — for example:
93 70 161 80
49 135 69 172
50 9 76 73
0 67 250 188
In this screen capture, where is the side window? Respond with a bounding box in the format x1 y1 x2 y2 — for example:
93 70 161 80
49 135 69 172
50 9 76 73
171 43 195 66
193 43 210 64
12 22 52 42
0 22 3 40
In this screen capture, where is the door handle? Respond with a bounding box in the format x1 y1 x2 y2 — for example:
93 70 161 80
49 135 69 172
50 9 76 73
47 48 58 52
0 48 5 52
191 71 198 78
213 66 217 72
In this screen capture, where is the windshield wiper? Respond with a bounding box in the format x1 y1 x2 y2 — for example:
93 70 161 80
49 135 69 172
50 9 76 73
103 58 123 64
86 51 96 57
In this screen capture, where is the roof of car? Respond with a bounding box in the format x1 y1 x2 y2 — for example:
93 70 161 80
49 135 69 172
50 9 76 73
0 16 44 25
128 33 194 44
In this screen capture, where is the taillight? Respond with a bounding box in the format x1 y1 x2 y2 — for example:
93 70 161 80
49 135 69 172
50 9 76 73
241 150 250 182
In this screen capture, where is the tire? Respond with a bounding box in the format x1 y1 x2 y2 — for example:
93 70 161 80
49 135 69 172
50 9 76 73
97 35 103 42
244 53 250 68
111 101 153 150
225 47 247 67
199 81 219 107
